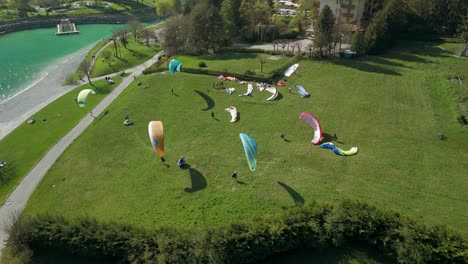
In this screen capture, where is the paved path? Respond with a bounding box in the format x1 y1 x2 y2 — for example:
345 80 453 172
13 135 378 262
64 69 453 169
0 50 165 257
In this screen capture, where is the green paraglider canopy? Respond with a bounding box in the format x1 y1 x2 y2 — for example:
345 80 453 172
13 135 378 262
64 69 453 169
169 59 182 74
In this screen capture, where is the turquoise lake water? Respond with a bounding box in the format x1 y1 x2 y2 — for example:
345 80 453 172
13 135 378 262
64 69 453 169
0 24 123 102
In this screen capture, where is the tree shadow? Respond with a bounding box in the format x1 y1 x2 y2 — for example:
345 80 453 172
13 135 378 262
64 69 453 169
367 57 414 69
0 161 16 185
184 168 207 193
196 52 258 61
278 181 304 206
194 90 215 111
97 110 109 120
331 59 402 76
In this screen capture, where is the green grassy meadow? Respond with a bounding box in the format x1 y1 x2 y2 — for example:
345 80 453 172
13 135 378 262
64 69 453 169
23 41 468 233
91 37 160 77
173 53 295 76
0 77 122 203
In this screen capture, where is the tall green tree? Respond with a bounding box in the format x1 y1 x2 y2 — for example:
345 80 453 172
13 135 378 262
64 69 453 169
156 0 175 17
364 0 406 54
408 0 467 35
128 19 143 42
239 0 272 40
191 1 224 53
8 0 31 18
351 29 366 56
163 15 192 54
314 5 335 56
220 0 237 38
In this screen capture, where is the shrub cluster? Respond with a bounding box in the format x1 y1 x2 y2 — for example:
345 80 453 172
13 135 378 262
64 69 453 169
9 200 467 263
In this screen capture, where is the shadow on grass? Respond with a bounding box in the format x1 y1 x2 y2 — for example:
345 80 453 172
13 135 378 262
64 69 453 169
330 59 402 76
322 132 344 145
194 90 215 111
277 181 304 206
185 168 207 193
0 162 17 185
194 52 258 62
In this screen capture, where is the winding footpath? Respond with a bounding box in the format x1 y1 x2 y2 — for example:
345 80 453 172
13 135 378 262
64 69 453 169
0 50 165 256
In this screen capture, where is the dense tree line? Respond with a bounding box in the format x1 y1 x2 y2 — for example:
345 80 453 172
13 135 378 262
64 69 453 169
348 0 468 56
7 200 467 263
161 0 318 54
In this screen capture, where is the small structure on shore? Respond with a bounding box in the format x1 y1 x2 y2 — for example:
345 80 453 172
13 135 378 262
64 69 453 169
56 19 79 35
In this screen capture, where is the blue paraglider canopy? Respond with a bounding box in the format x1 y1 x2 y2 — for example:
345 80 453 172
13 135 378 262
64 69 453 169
169 59 182 74
177 156 186 168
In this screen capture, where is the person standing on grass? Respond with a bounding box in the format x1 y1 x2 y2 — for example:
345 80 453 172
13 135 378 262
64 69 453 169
171 88 174 95
231 171 238 182
332 133 337 141
211 111 215 119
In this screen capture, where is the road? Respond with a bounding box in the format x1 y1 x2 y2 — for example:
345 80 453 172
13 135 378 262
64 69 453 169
0 50 165 257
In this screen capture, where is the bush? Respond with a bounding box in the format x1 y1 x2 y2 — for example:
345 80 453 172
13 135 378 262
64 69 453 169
7 200 467 264
198 61 207 68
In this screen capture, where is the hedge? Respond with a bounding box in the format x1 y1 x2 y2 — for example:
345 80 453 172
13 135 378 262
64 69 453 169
7 200 467 263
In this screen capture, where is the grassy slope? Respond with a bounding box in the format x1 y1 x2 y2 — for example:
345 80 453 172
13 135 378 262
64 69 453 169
24 41 468 233
0 77 122 203
91 37 160 78
175 53 294 76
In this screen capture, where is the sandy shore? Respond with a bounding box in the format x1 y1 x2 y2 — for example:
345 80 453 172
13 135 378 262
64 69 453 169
0 48 90 141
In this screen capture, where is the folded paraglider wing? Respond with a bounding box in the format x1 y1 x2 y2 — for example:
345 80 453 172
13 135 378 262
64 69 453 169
225 106 238 122
148 121 164 157
77 89 96 107
299 112 322 145
320 142 358 156
239 133 257 171
284 63 299 77
265 87 278 101
239 84 253 96
294 84 310 98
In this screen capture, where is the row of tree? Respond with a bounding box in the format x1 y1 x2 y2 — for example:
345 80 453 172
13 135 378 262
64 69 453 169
79 20 158 84
312 0 467 58
160 0 318 54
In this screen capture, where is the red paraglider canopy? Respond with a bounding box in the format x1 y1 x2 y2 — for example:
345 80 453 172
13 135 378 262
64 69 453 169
299 112 323 145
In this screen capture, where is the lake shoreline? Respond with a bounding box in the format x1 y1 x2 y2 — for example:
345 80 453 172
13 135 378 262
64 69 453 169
0 47 89 140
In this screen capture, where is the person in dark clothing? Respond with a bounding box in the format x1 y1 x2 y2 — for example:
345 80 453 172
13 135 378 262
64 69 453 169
171 88 174 95
160 156 166 162
332 133 337 141
231 171 238 182
438 133 445 140
211 111 215 118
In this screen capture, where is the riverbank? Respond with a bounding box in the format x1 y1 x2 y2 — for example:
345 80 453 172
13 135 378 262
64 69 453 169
0 47 88 141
